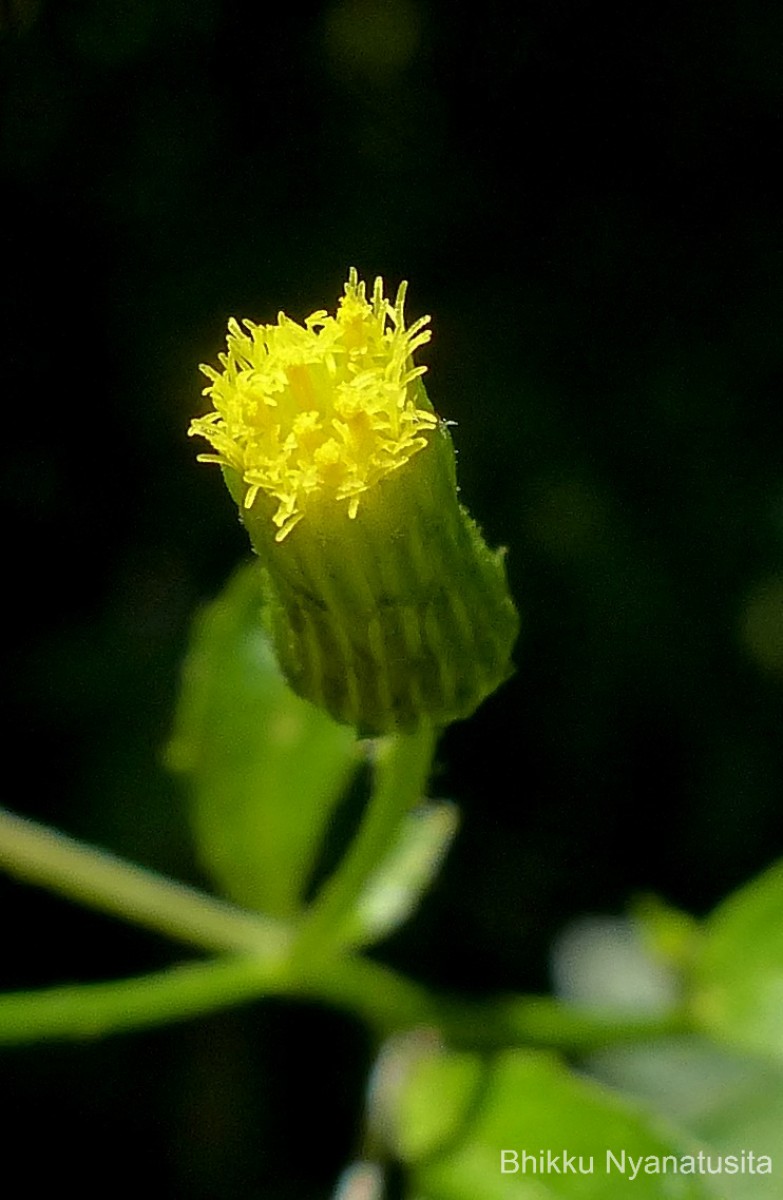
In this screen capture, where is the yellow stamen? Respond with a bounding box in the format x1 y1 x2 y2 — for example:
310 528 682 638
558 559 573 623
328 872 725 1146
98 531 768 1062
189 268 437 541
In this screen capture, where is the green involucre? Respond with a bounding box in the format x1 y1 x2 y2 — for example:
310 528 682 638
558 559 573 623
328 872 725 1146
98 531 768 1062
225 393 519 734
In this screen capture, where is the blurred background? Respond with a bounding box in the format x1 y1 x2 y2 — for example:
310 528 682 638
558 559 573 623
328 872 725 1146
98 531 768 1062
2 0 783 1194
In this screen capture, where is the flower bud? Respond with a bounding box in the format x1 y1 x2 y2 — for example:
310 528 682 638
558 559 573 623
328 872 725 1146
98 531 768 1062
190 270 518 734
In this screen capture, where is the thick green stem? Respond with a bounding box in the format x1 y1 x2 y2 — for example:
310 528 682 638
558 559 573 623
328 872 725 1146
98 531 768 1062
0 807 289 958
292 725 437 966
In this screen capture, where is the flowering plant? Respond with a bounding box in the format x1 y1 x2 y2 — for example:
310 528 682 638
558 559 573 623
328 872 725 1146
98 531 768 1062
0 274 780 1200
189 269 518 734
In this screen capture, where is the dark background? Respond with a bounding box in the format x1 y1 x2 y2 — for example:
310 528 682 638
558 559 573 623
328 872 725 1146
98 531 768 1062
2 0 783 1195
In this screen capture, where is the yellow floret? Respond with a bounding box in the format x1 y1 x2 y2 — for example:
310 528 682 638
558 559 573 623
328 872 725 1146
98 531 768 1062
189 268 437 541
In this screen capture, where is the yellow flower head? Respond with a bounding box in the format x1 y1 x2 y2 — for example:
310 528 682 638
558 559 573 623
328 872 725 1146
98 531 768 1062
190 270 519 734
189 268 438 542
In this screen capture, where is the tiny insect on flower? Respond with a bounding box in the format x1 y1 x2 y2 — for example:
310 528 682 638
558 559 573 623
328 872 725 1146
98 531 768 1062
190 270 519 735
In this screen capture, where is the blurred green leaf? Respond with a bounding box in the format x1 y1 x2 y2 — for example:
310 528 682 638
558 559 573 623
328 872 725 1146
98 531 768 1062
341 800 458 948
691 859 783 1062
371 1034 484 1164
388 1045 730 1198
632 894 700 974
167 562 359 916
587 1037 783 1200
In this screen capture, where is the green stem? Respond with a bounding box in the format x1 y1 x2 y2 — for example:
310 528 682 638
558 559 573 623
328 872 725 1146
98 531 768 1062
0 958 289 1044
0 806 289 959
292 725 437 966
311 958 693 1048
0 950 693 1047
0 804 693 1051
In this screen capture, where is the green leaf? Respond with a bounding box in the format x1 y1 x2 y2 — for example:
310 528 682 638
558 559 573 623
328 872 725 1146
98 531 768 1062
691 859 783 1062
167 562 358 916
631 894 700 973
587 1037 783 1200
388 1045 732 1198
340 800 458 947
